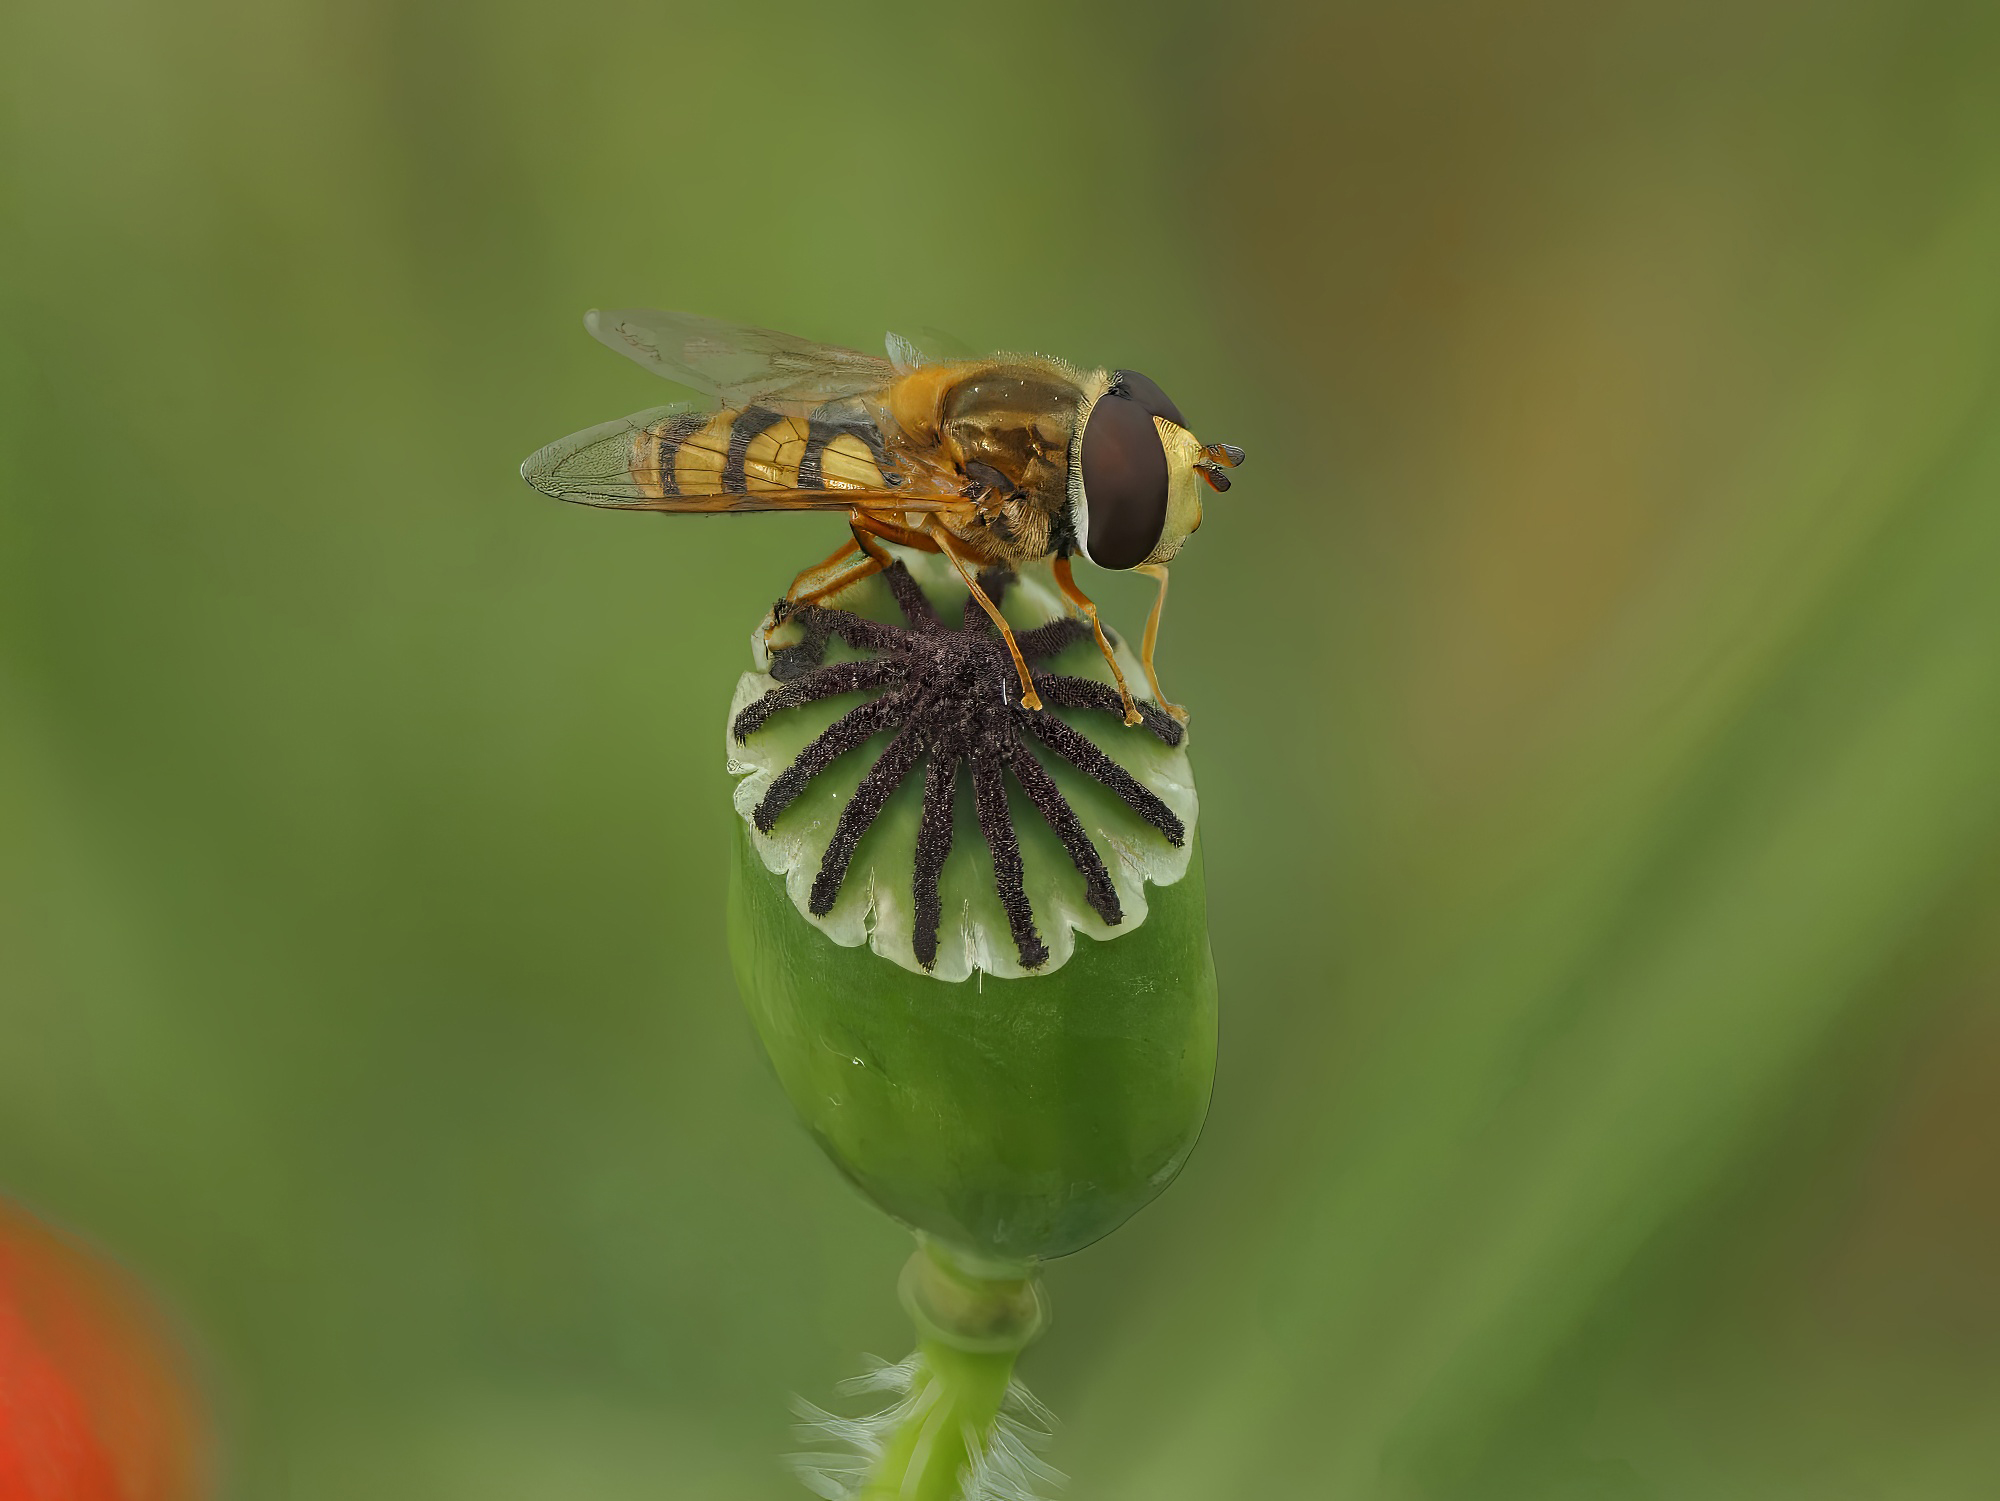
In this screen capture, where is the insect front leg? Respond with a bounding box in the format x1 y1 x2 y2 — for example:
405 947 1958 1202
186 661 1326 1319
1052 556 1141 726
1132 563 1187 723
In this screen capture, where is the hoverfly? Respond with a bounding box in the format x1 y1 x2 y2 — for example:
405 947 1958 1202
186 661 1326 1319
521 310 1242 724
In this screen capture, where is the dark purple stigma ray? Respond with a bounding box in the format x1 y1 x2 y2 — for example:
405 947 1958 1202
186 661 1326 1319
1015 708 1185 846
809 722 927 916
910 751 959 971
752 692 909 832
733 656 901 743
738 560 1184 970
971 753 1047 970
1003 738 1122 925
768 606 913 682
881 557 945 630
1014 617 1093 662
1033 672 1185 745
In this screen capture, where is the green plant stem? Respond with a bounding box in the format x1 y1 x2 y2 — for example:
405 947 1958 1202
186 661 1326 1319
852 1240 1049 1500
858 1337 1017 1501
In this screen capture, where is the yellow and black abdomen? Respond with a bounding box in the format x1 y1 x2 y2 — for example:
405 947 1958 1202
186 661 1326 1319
630 406 897 499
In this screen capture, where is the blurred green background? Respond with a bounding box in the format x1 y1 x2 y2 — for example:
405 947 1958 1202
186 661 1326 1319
5 1 2000 1496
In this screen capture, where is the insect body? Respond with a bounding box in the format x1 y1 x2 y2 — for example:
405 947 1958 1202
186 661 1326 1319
521 310 1243 723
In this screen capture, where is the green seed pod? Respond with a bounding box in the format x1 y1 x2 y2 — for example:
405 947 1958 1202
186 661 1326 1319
730 818 1214 1260
726 555 1217 1263
724 552 1218 1498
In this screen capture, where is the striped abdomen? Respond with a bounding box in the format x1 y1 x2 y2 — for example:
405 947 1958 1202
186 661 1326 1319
630 406 896 499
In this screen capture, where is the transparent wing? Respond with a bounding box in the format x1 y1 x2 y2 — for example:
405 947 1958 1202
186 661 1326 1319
520 404 962 514
885 324 979 374
586 309 897 410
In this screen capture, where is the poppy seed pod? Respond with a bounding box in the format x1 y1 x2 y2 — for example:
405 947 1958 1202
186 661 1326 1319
730 818 1215 1260
724 552 1217 1499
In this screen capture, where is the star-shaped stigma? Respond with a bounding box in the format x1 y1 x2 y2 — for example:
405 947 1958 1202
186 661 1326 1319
732 562 1187 971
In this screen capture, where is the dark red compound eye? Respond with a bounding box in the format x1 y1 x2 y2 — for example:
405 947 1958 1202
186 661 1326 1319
1080 388 1171 570
1111 369 1185 429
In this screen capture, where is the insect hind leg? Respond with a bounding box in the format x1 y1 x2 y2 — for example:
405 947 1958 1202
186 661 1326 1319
762 511 949 661
775 535 862 605
761 533 881 656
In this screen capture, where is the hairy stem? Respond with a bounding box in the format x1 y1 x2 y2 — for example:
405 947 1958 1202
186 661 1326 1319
850 1241 1050 1500
857 1338 1019 1501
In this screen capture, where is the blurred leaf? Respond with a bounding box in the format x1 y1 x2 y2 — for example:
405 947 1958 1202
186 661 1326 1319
3 1 1998 1497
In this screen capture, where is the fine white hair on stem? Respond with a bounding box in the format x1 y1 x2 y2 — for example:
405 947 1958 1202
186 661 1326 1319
835 1351 925 1398
785 1350 1065 1501
961 1385 1065 1501
786 1354 922 1499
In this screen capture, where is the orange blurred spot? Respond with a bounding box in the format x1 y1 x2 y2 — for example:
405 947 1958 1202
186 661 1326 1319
0 1199 206 1501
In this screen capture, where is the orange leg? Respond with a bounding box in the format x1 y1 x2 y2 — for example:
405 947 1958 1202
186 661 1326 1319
761 531 882 651
777 534 862 602
850 511 942 556
843 508 946 597
763 510 946 647
1133 563 1187 723
1052 555 1141 726
924 518 1043 711
789 548 886 610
